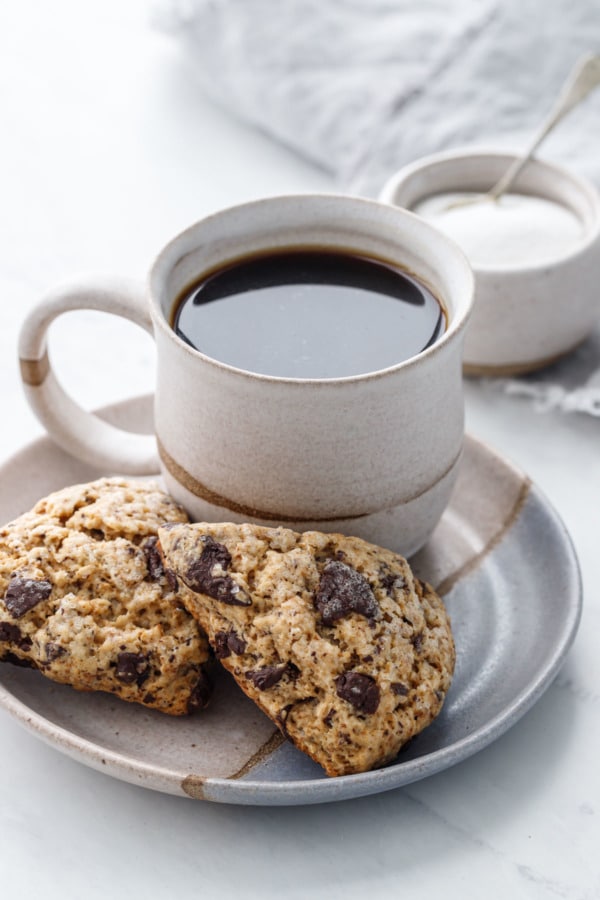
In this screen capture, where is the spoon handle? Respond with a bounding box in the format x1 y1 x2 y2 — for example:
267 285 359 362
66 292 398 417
489 53 600 200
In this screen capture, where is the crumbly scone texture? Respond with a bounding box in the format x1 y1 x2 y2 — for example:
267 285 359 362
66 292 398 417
0 478 212 715
158 522 455 775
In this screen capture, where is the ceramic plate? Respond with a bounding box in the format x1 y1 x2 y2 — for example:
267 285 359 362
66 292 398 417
0 396 581 805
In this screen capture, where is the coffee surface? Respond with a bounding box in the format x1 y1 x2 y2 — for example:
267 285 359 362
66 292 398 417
173 249 445 378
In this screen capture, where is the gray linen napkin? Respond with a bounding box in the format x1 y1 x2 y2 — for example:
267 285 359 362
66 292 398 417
155 0 600 415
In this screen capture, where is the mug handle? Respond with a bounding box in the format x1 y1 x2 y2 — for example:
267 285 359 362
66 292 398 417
18 276 160 474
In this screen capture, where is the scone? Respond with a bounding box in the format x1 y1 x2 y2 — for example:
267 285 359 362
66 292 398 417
0 478 212 714
158 522 455 775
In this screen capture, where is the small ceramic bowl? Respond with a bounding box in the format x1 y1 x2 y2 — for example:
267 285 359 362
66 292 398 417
380 149 600 376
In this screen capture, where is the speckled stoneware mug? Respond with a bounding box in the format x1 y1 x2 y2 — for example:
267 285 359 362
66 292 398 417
18 195 473 555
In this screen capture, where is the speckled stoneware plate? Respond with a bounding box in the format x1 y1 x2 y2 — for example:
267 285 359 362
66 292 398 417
0 396 582 805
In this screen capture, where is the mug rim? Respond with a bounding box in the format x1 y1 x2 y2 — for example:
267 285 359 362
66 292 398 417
379 147 600 276
148 192 474 385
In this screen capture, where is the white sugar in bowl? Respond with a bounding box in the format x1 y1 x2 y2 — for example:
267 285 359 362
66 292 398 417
380 150 600 375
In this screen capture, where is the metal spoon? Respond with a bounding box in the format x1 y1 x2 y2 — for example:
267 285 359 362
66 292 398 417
445 53 600 210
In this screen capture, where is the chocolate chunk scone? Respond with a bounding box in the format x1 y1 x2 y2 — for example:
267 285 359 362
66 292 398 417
0 478 212 714
158 523 455 775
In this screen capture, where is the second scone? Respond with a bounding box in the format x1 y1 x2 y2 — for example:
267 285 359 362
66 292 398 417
158 522 455 776
0 478 212 715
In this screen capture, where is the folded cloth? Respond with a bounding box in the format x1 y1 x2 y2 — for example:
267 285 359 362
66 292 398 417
493 324 600 417
155 0 600 415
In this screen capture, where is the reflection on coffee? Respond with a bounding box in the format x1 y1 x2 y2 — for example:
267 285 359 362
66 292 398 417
172 249 445 378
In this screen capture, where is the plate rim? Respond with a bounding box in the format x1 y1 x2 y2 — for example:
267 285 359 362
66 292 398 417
0 397 583 805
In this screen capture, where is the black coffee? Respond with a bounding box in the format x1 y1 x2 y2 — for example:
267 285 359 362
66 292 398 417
172 249 445 378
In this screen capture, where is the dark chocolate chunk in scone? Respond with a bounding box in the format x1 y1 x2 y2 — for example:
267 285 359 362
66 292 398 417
158 522 455 776
4 577 52 618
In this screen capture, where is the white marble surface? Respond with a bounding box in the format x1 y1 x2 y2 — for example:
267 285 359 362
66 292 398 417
0 3 598 898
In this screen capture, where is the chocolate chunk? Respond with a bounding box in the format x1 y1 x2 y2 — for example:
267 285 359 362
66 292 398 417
187 670 212 712
213 630 247 659
0 622 22 643
193 536 231 572
185 536 250 606
165 568 179 593
3 576 52 618
246 662 295 691
391 682 409 696
314 560 378 625
323 707 335 728
213 631 230 659
143 536 164 581
0 622 32 653
411 632 424 652
335 671 380 714
115 652 149 686
45 642 67 663
380 571 405 596
2 651 35 669
227 633 247 656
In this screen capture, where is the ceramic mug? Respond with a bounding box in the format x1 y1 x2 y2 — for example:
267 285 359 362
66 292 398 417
18 194 473 555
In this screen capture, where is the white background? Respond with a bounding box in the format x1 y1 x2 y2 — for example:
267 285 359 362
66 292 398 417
0 3 599 898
